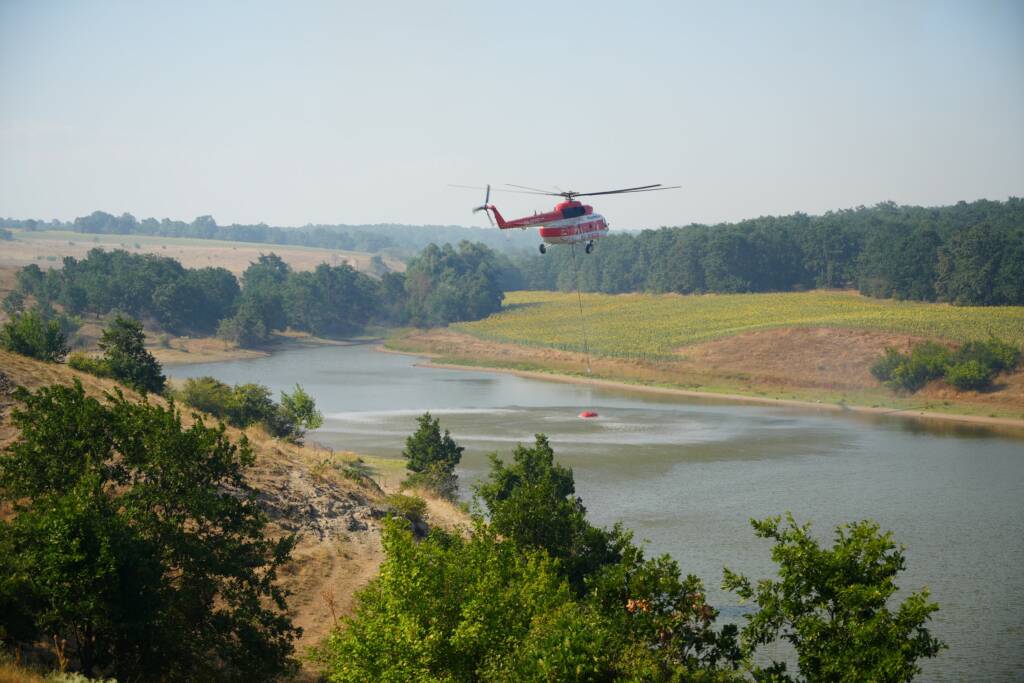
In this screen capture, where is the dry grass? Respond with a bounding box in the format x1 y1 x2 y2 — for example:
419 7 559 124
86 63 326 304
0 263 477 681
0 662 48 682
0 229 404 277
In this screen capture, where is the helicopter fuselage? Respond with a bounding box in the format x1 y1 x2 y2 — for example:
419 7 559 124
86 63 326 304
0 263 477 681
486 200 610 246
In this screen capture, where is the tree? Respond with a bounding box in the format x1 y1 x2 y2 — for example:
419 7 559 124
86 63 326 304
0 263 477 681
279 384 323 432
723 514 944 682
475 434 621 591
0 381 298 680
98 315 166 394
0 308 69 362
402 412 463 499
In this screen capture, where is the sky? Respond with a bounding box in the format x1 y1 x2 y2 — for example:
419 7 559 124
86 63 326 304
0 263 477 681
1 1 1022 230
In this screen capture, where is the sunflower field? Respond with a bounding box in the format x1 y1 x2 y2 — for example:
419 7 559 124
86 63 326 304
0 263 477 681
454 290 1024 360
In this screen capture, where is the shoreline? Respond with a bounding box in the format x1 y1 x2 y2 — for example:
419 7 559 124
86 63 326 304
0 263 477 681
377 345 1024 432
153 334 384 367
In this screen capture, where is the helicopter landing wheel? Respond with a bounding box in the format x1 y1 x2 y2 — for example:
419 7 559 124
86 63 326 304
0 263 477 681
585 241 594 254
539 243 547 254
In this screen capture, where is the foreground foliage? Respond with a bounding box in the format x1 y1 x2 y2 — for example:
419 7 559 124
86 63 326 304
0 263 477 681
723 515 945 682
320 426 944 681
457 290 1024 360
0 382 298 681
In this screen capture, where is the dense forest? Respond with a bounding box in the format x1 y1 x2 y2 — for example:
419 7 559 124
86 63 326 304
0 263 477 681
516 198 1024 305
6 242 514 346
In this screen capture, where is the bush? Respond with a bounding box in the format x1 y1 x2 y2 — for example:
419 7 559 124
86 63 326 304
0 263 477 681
870 347 904 382
871 341 950 393
945 360 995 391
954 338 1021 374
176 377 320 442
384 493 427 526
0 309 69 362
67 352 112 378
874 337 1021 394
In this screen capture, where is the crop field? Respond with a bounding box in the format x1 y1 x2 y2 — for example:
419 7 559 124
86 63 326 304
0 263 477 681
454 290 1024 360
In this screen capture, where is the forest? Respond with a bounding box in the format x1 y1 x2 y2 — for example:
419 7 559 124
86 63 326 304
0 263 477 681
515 198 1024 306
5 242 514 347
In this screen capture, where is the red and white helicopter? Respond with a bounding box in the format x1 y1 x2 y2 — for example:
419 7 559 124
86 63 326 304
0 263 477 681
457 183 679 254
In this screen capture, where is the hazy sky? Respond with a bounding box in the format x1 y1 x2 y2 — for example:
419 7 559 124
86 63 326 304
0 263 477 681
1 1 1022 229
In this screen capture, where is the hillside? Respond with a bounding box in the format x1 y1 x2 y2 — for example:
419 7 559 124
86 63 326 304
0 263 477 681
0 229 405 277
0 349 467 660
391 290 1024 423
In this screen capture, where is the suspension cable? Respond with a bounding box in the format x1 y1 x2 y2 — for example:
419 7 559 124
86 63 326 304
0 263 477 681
569 242 592 375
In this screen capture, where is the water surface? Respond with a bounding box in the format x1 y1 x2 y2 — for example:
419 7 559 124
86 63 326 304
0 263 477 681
167 344 1024 681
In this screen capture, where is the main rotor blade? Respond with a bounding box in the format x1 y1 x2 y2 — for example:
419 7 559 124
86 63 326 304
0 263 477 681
572 184 679 197
505 183 563 196
449 183 553 196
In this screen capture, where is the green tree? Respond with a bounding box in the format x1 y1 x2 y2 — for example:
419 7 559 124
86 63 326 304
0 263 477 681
0 381 298 680
98 315 166 394
723 514 944 682
475 434 621 591
279 384 323 431
0 308 69 362
402 412 463 499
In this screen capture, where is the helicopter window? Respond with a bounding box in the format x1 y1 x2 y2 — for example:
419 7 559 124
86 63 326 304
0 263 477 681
562 205 586 219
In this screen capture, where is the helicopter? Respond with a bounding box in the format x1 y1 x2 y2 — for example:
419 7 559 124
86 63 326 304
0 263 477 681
455 183 679 254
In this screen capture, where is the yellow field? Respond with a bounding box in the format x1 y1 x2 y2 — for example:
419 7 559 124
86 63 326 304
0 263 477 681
454 290 1024 359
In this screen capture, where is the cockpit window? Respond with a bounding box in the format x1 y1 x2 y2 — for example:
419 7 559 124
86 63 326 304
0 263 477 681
561 205 586 219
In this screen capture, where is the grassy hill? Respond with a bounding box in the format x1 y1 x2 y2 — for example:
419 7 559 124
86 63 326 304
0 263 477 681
456 290 1024 359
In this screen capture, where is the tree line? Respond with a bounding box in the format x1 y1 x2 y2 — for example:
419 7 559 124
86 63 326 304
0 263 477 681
515 198 1024 306
6 241 514 348
2 209 537 257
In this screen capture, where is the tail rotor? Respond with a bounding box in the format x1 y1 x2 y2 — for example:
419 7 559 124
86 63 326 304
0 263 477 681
472 184 494 226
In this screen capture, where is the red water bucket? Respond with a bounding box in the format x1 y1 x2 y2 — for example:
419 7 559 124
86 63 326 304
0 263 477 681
578 410 599 419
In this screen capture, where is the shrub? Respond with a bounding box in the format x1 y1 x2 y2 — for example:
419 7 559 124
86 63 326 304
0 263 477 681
945 360 995 391
0 309 69 362
870 347 904 382
176 377 320 442
67 352 112 378
384 493 427 527
954 338 1021 374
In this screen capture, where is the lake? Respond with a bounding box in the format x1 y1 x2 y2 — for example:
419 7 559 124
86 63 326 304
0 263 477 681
166 343 1024 681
